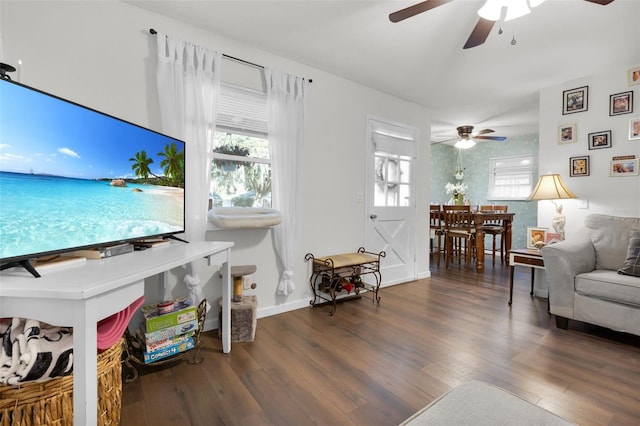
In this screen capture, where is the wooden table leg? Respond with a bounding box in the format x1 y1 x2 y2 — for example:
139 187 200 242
504 220 512 266
475 224 485 271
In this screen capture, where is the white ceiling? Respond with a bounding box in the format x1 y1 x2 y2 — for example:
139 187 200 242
127 0 640 142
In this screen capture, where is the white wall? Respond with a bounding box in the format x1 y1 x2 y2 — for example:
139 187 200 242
538 67 640 239
1 1 431 327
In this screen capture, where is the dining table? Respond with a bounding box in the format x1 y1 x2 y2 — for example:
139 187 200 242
430 208 515 272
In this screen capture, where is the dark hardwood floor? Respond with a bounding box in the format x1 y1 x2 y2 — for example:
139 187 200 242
120 258 640 425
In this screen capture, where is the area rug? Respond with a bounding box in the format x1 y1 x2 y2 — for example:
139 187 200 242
400 380 573 425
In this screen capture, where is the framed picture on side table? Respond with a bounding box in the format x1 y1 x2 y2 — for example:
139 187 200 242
527 227 548 250
546 233 562 244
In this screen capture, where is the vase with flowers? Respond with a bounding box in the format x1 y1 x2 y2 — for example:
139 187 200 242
445 182 468 205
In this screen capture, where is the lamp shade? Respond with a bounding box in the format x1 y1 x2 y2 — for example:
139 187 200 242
527 174 577 200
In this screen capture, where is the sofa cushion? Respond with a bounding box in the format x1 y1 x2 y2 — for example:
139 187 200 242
618 230 640 277
584 214 640 270
576 270 640 307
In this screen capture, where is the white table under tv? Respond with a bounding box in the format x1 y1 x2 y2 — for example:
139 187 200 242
0 240 233 426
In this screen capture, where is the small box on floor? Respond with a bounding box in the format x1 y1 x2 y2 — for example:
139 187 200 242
218 295 257 342
142 297 197 332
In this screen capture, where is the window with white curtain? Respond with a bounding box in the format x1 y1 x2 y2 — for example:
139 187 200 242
210 82 271 208
487 154 534 200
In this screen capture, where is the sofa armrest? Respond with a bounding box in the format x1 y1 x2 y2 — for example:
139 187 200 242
541 236 596 319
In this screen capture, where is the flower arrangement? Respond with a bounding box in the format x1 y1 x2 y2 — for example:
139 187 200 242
445 182 468 197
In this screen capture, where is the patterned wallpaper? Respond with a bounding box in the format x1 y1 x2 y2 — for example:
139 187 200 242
430 134 539 250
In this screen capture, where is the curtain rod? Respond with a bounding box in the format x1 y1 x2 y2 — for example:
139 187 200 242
149 28 312 82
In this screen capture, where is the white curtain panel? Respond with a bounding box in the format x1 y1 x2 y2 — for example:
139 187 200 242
0 3 6 64
266 69 307 296
155 33 221 306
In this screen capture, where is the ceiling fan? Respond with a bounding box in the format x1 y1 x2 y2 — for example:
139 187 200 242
433 125 506 149
389 0 615 49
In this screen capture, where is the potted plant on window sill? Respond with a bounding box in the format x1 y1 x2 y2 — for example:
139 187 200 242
213 144 250 172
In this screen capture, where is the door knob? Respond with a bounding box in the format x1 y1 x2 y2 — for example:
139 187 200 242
370 214 377 219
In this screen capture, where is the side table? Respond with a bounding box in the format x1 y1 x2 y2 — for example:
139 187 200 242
508 248 545 305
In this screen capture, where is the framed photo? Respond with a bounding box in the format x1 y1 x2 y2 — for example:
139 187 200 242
628 66 640 86
588 130 612 150
563 86 588 114
546 233 562 244
569 155 590 177
610 158 639 176
527 227 548 249
558 123 577 144
609 91 633 116
630 117 640 140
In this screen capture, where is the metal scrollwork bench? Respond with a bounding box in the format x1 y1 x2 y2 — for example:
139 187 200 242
304 247 385 315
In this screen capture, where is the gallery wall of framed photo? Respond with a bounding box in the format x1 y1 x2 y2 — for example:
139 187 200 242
538 64 640 239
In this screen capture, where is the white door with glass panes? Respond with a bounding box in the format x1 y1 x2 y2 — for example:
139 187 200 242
365 117 418 285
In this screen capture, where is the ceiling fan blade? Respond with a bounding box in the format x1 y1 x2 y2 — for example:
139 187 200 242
389 0 452 23
475 135 507 141
473 128 495 136
583 0 614 5
463 18 495 49
432 137 458 145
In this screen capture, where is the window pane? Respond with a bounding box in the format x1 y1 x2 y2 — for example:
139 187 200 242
210 132 271 208
487 155 534 200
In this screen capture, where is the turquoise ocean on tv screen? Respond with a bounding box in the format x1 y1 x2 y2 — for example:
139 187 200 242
0 172 184 259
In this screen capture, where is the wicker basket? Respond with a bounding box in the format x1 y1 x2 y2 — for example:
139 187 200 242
0 338 123 426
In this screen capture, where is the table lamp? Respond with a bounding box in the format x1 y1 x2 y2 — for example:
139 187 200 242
527 173 576 240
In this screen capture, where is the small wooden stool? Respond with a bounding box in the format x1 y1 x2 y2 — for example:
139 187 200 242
231 264 257 302
218 295 257 342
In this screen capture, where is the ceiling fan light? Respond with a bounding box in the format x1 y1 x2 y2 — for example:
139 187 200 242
505 0 531 21
478 0 504 21
455 138 476 149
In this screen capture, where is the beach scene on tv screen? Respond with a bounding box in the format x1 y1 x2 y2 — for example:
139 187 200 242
0 81 185 260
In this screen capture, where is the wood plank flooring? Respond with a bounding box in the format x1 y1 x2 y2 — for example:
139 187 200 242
120 259 640 425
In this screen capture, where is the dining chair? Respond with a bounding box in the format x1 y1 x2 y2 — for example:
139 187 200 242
442 205 475 268
479 205 508 266
429 205 444 266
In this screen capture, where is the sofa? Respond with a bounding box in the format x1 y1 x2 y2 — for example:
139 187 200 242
541 214 640 336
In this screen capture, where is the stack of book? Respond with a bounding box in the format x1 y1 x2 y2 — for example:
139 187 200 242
138 297 198 364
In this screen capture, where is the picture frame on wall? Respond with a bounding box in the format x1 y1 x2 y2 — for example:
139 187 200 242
628 66 640 86
527 227 548 249
609 91 633 116
558 123 577 144
588 130 612 150
562 86 588 114
609 158 638 176
569 155 589 177
630 117 640 140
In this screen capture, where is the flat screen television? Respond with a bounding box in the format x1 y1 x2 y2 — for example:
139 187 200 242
0 78 186 277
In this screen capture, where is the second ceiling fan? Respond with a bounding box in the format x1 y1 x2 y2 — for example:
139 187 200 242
389 0 615 49
434 125 506 149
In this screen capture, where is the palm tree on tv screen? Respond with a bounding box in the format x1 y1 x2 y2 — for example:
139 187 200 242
158 142 185 187
129 150 156 179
